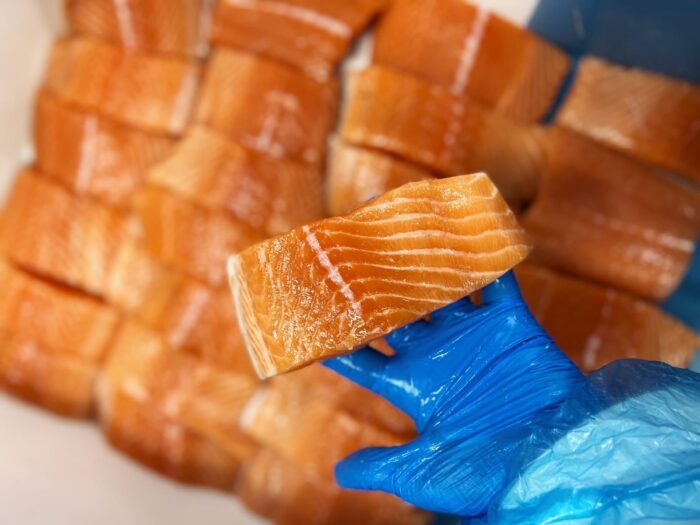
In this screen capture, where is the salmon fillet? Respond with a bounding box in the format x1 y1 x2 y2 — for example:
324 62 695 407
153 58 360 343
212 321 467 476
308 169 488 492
524 128 700 300
44 37 201 135
557 57 700 185
0 260 119 361
517 265 700 373
229 173 530 378
34 92 174 207
327 139 434 216
341 66 544 206
373 0 570 123
98 323 258 481
65 0 213 58
238 449 431 525
195 48 338 164
0 170 135 297
148 127 323 235
0 330 98 417
210 0 387 81
133 186 264 287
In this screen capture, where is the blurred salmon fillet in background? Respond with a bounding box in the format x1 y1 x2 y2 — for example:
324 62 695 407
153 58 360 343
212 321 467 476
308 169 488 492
373 0 570 123
211 0 388 81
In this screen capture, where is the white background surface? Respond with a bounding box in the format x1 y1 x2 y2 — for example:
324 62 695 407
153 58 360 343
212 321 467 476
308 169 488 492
0 0 537 523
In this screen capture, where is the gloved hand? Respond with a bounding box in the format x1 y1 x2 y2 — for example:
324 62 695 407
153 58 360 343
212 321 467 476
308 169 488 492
324 271 584 517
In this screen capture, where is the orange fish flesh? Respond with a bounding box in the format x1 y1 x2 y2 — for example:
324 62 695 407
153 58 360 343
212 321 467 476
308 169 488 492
229 173 530 378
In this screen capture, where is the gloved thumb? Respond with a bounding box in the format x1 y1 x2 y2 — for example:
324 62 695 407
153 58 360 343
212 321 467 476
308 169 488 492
334 440 422 493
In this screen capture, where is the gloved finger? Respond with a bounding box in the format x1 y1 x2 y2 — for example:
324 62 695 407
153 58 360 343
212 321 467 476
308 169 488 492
481 270 522 305
334 442 418 493
323 347 388 392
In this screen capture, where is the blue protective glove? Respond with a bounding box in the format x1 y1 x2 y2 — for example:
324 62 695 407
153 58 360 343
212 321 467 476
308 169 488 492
324 271 584 517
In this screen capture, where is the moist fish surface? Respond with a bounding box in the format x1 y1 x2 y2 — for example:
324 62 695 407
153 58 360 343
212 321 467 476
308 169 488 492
373 0 570 123
557 56 700 185
341 66 544 207
35 92 174 206
66 0 214 58
148 126 323 235
524 128 700 300
517 264 700 373
229 173 530 378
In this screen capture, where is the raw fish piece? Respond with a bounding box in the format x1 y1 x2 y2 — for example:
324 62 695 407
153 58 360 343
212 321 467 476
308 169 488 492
517 265 700 373
195 48 338 164
148 127 323 235
229 173 530 378
0 331 97 417
524 128 700 300
44 37 201 135
557 57 700 185
327 139 434 216
341 66 544 206
34 92 173 206
0 260 119 361
100 392 243 489
211 0 387 81
0 170 135 296
241 381 404 479
98 323 258 479
373 0 570 123
133 186 264 287
66 0 213 58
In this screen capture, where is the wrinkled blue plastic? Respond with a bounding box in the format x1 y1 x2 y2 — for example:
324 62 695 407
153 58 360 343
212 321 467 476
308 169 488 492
324 272 584 516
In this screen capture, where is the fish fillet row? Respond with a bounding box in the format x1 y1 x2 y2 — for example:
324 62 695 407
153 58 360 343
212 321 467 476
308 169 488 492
44 36 201 135
238 449 431 525
147 126 323 236
557 56 700 185
195 47 338 164
0 169 136 297
517 265 700 373
327 139 434 216
66 0 214 58
341 66 545 207
133 186 264 287
524 128 700 300
210 0 388 81
373 0 571 123
35 91 174 207
230 174 530 378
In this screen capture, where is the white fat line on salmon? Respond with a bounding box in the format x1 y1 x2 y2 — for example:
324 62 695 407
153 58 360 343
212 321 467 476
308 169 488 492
122 377 149 403
75 115 99 192
239 387 270 431
196 0 216 57
248 91 300 159
113 0 137 50
325 243 526 259
583 288 616 370
225 0 351 38
316 227 523 243
169 66 200 133
302 225 362 317
228 255 276 378
339 210 513 227
166 286 211 349
452 5 490 95
576 124 635 151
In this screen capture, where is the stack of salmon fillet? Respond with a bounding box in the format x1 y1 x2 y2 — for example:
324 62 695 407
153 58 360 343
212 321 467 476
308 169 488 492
0 1 699 523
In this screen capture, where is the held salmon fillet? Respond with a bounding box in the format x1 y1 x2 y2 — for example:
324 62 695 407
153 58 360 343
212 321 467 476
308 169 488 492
35 92 174 206
229 173 530 378
557 57 700 185
373 0 570 123
517 265 700 373
211 0 388 81
98 323 258 479
65 0 213 58
195 48 338 164
341 66 544 207
327 139 434 216
0 330 99 417
524 128 700 300
0 170 136 297
133 186 264 287
44 37 201 135
148 127 323 235
238 449 431 525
